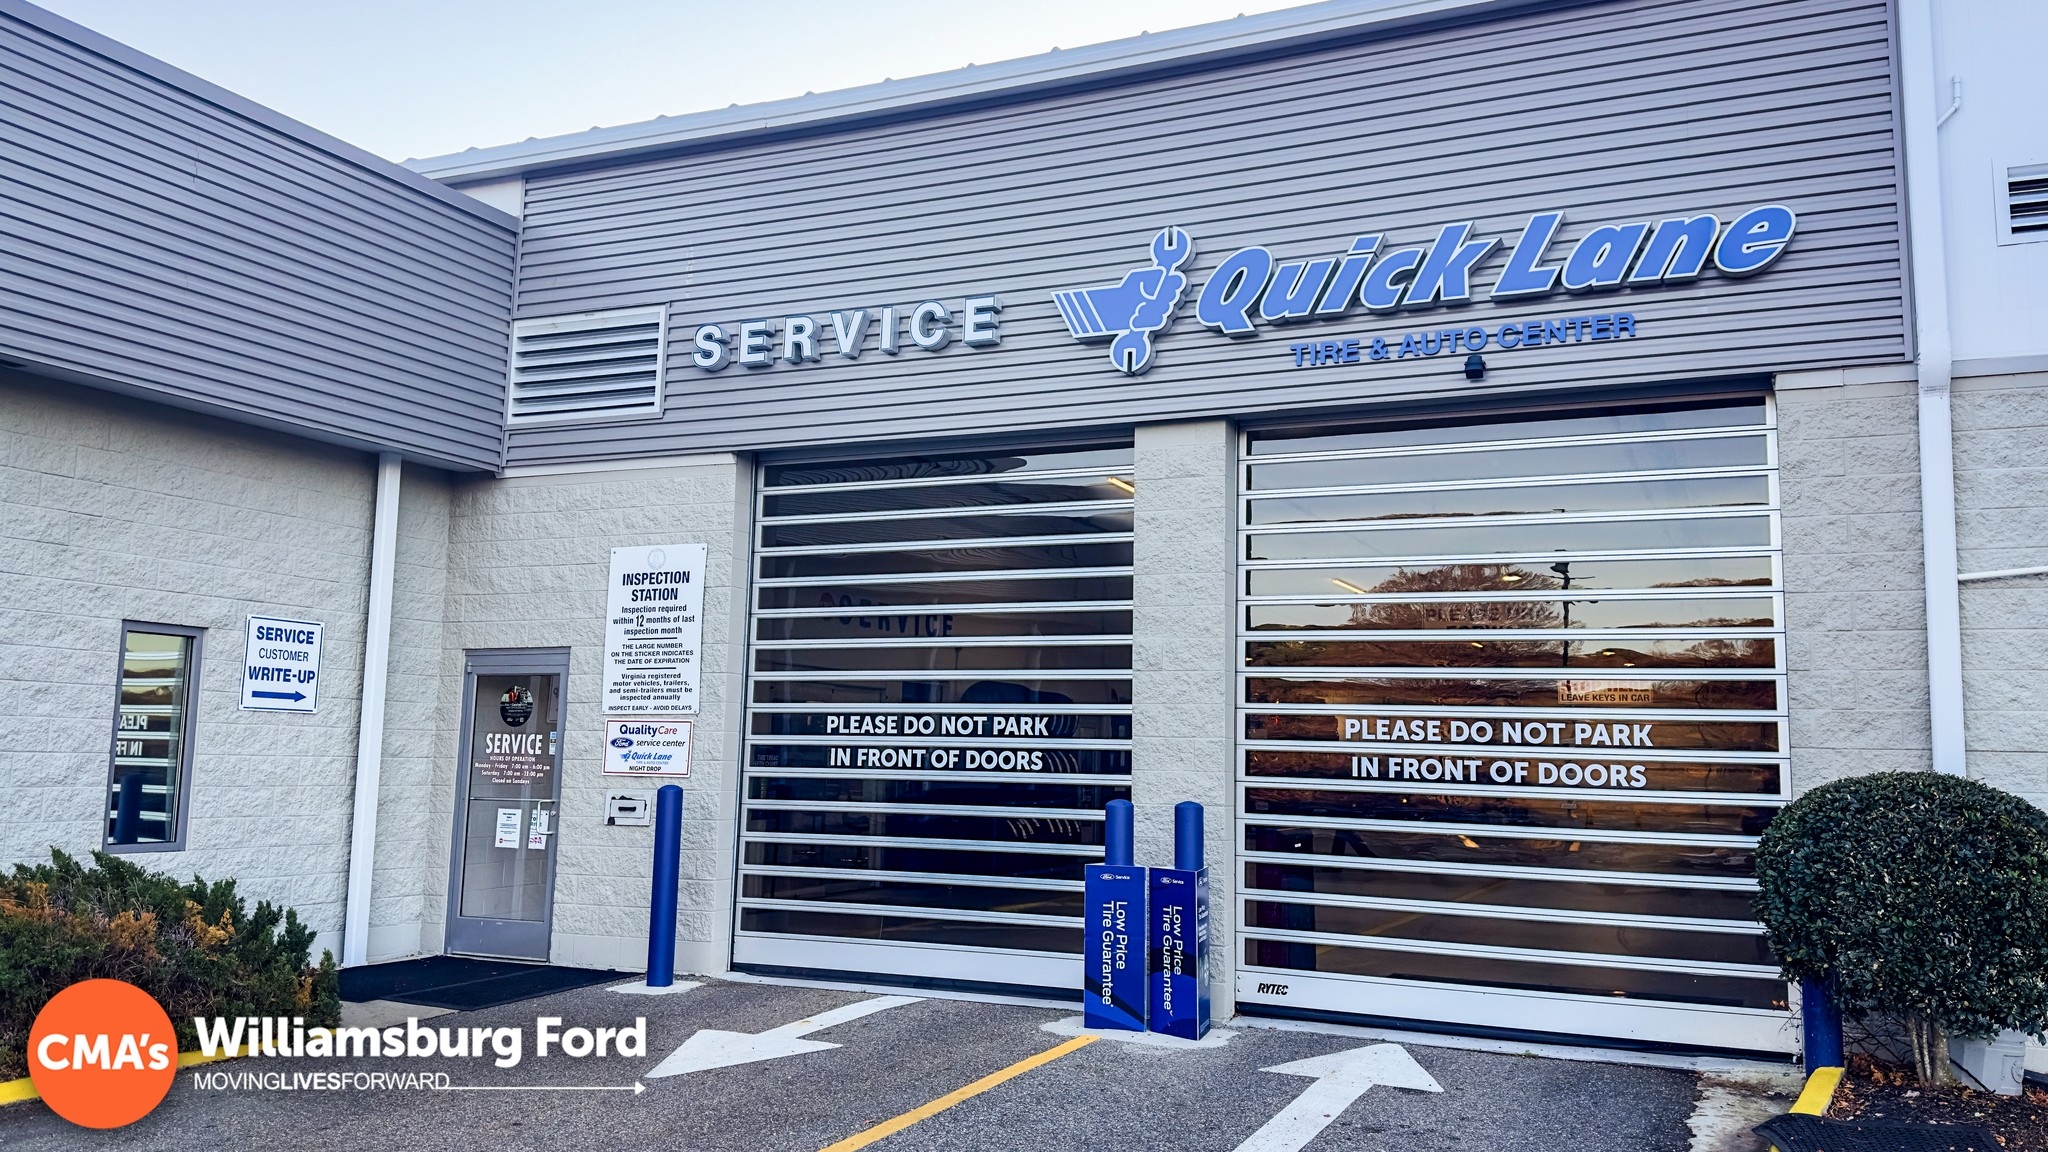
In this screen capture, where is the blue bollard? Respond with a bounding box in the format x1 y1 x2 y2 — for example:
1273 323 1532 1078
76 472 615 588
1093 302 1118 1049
1105 798 1134 867
1174 800 1203 871
646 784 683 988
113 773 144 845
1084 799 1146 1030
1149 801 1212 1039
1801 975 1844 1072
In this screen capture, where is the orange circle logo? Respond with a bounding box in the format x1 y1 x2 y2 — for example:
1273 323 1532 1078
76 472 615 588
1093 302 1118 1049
27 979 178 1128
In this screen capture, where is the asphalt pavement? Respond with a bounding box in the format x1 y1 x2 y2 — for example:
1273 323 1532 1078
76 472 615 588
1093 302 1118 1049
0 976 1713 1151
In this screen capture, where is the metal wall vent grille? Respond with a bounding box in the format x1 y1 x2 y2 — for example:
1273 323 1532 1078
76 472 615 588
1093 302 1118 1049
2002 163 2048 244
507 307 666 424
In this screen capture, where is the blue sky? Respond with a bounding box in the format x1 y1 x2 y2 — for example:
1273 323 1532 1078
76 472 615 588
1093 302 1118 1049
38 0 1303 162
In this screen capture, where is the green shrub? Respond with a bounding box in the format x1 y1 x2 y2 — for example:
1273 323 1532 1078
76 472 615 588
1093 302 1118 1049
1755 772 2048 1080
0 849 340 1081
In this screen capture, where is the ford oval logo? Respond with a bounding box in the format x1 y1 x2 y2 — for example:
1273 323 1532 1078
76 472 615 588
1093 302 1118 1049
609 737 634 748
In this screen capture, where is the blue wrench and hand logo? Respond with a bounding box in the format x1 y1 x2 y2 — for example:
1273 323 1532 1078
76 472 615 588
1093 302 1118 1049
1052 226 1195 375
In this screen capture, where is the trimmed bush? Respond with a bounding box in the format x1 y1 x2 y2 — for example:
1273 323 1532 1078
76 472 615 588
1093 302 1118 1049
1756 772 2048 1081
0 849 339 1081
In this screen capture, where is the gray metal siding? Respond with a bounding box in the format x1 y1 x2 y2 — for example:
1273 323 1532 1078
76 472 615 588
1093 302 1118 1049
0 4 516 472
505 0 1907 467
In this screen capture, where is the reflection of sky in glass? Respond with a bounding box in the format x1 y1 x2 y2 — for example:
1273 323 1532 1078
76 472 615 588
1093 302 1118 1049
1248 516 1773 560
1248 475 1770 525
1247 400 1767 456
1248 435 1769 491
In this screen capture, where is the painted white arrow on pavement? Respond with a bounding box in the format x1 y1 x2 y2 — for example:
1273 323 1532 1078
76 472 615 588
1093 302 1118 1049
644 994 919 1079
1232 1043 1443 1152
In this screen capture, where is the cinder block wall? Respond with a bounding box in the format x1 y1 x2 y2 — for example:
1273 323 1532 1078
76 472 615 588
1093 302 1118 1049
1130 420 1239 1017
0 371 375 951
1953 371 2048 814
1775 376 1934 791
437 459 747 974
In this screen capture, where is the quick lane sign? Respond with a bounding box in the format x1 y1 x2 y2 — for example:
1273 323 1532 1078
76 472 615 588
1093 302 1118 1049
670 203 1799 381
242 616 322 712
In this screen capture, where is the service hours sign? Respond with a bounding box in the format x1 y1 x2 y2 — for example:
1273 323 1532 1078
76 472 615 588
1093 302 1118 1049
602 543 706 716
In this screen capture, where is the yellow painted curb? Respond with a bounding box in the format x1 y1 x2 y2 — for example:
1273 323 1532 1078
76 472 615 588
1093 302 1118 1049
1791 1065 1844 1115
1766 1065 1847 1152
0 1046 247 1107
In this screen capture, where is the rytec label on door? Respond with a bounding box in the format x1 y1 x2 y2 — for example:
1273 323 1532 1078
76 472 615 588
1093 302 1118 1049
1083 863 1147 1031
1147 866 1211 1039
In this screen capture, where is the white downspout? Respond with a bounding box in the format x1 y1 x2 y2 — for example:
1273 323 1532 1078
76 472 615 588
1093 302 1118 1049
1897 0 1965 776
342 452 402 964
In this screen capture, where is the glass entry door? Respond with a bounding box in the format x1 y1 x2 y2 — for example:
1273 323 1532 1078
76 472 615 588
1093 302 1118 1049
446 650 568 961
735 442 1136 991
1234 396 1793 1053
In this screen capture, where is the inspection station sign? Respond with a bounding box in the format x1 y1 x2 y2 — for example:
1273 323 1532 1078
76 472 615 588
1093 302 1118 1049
241 616 322 713
602 543 706 715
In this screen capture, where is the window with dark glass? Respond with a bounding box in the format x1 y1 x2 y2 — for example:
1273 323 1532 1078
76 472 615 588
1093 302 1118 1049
106 623 202 850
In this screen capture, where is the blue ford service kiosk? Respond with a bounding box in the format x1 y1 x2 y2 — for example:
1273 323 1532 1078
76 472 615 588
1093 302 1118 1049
1083 800 1211 1039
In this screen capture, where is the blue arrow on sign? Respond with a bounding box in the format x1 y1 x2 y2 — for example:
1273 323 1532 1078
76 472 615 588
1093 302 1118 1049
252 690 306 702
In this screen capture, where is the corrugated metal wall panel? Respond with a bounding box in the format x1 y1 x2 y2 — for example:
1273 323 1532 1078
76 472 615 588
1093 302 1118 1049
0 7 516 472
505 0 1907 467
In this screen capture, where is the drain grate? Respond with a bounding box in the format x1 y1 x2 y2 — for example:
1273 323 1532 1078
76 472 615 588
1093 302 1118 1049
1755 1113 2001 1152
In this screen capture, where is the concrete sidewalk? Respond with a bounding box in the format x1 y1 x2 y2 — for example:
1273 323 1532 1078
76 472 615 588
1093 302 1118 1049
0 976 1787 1151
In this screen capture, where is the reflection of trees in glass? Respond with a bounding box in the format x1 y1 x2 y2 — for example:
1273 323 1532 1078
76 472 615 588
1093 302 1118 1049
1246 637 1776 670
1651 576 1772 588
1242 677 1777 710
1346 564 1562 630
1370 562 1561 593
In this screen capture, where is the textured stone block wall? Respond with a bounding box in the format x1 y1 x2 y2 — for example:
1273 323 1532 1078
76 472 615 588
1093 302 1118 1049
1953 371 2048 814
0 371 375 949
1130 420 1238 1015
1776 377 1934 791
437 459 746 974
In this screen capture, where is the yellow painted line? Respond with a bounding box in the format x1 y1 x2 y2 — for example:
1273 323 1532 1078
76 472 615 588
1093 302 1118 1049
818 1034 1099 1152
0 1046 248 1107
1790 1065 1843 1115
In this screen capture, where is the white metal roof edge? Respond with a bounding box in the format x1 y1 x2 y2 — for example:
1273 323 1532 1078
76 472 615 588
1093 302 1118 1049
407 0 1512 183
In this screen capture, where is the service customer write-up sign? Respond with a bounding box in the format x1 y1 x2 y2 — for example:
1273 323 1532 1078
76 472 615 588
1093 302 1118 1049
602 543 706 715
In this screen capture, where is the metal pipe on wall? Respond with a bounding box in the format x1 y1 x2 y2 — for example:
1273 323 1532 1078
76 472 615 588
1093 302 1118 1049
1898 0 1967 777
342 452 402 965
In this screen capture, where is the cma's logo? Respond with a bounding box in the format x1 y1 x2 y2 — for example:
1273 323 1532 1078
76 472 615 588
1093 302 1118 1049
1052 226 1195 375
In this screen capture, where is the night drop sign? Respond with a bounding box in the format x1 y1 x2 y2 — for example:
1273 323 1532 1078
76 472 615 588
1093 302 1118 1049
242 616 322 713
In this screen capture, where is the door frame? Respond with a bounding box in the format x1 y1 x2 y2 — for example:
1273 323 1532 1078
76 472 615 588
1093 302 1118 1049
444 647 571 961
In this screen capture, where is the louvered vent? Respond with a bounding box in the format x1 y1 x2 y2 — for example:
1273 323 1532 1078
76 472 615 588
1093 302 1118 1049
2002 164 2048 243
507 307 666 424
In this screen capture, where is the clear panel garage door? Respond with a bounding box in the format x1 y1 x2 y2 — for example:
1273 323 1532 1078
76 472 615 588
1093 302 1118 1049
1234 396 1793 1052
734 442 1135 991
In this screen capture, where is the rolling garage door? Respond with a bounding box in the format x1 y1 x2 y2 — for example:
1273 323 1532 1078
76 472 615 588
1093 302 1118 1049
1233 396 1793 1052
734 442 1135 991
